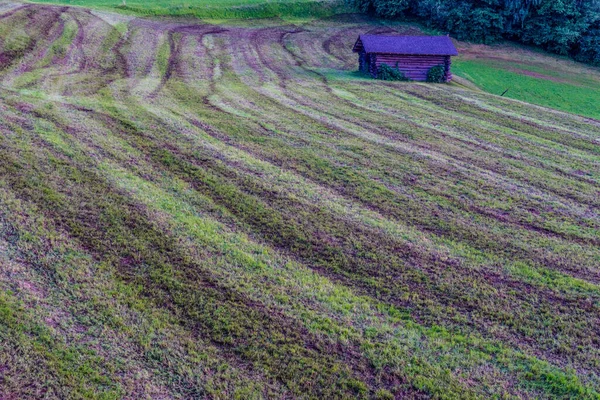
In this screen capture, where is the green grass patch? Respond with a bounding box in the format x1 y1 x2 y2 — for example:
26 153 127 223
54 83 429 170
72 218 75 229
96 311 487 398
28 0 348 20
453 59 600 119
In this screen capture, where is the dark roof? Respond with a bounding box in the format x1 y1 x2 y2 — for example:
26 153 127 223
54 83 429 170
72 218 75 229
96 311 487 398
352 35 458 56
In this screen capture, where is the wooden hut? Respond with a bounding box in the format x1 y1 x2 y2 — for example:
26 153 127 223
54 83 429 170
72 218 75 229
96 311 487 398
352 35 458 82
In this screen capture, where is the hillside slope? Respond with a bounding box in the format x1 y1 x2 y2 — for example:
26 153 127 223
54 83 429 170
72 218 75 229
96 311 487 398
453 42 600 120
29 0 346 19
0 4 599 399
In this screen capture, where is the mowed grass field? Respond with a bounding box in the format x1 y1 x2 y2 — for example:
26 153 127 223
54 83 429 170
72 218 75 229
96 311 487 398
28 0 346 19
0 2 600 399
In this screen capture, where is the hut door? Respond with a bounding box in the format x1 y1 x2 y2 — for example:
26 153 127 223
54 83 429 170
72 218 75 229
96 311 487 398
359 52 369 73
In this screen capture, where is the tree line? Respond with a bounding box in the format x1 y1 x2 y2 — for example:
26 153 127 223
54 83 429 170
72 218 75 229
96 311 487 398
347 0 600 66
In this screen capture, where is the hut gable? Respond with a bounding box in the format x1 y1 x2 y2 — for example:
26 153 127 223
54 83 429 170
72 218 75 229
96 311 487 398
352 35 459 82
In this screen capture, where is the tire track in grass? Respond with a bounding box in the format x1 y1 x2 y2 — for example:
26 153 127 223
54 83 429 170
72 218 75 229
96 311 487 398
0 105 400 399
267 47 600 213
232 28 269 84
365 86 600 207
159 103 599 304
16 95 596 398
67 11 133 93
416 90 600 166
388 83 600 149
36 99 497 397
0 190 291 399
150 29 178 98
321 88 600 234
332 82 600 182
0 289 125 399
158 98 600 294
322 26 357 65
104 22 130 87
118 21 163 96
249 26 306 88
169 79 600 283
67 10 87 72
151 25 227 98
0 158 129 399
130 25 157 79
21 6 68 71
219 33 471 155
89 121 596 400
75 99 600 378
0 3 27 20
12 53 600 290
403 86 600 157
57 9 114 78
46 100 515 399
57 104 442 397
243 28 600 216
150 144 600 375
2 6 600 396
204 38 600 260
0 155 372 399
267 79 600 227
0 210 172 399
454 89 600 139
0 7 61 76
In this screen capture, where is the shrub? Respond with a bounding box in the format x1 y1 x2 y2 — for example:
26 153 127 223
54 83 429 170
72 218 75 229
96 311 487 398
375 389 395 400
376 63 409 81
426 65 446 83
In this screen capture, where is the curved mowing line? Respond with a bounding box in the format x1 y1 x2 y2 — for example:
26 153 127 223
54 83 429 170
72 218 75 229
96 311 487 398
1 4 600 397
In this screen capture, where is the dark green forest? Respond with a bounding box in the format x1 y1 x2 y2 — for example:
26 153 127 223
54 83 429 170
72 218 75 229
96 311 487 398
348 0 600 65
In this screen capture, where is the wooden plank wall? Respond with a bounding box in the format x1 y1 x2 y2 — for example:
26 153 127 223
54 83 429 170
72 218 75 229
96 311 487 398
369 53 378 77
368 54 453 82
444 56 452 82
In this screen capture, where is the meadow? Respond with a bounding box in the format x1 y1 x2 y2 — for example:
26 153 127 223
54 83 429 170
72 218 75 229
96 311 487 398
28 0 347 19
452 43 600 120
0 2 599 399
